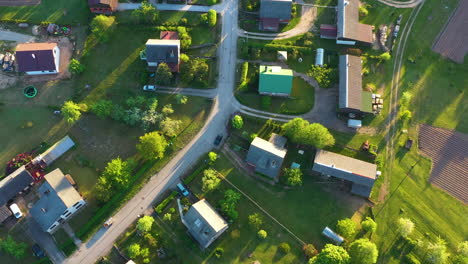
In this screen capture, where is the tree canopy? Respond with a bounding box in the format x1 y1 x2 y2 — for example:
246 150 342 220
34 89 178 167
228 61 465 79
349 238 378 264
91 99 113 119
90 15 116 42
137 132 167 160
361 217 377 233
160 117 181 137
336 218 357 239
208 152 218 164
396 217 414 238
219 189 241 220
155 63 173 86
127 243 141 259
426 237 450 264
69 59 85 75
137 216 155 233
257 230 267 239
96 157 134 202
175 94 188 104
309 244 350 264
132 0 158 24
248 213 263 230
207 10 217 27
282 118 335 148
232 115 244 129
0 236 27 259
201 168 220 192
180 58 209 87
308 65 338 88
284 168 303 186
61 101 83 124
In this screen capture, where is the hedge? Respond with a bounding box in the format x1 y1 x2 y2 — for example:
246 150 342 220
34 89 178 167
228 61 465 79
183 163 208 185
243 42 313 54
155 191 178 214
76 161 154 242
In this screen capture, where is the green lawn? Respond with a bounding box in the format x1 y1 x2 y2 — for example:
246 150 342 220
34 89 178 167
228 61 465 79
236 64 315 115
0 222 42 264
0 0 90 24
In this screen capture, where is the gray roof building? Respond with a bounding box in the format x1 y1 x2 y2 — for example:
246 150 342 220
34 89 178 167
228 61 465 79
40 136 75 165
336 0 373 44
312 149 378 197
0 166 34 206
259 0 292 31
145 39 180 72
246 134 287 179
338 55 373 113
31 169 85 232
182 199 228 249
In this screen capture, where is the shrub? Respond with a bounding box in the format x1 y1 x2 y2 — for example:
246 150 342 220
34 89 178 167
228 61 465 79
279 243 291 254
284 168 303 186
232 115 244 129
91 100 113 119
136 216 155 233
336 218 357 239
90 15 116 42
303 243 318 258
201 168 221 192
69 59 85 75
257 230 267 239
155 191 178 214
248 213 263 230
207 10 216 27
308 65 338 88
361 217 377 233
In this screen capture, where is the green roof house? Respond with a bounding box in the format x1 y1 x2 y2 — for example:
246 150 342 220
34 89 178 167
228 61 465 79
259 65 293 96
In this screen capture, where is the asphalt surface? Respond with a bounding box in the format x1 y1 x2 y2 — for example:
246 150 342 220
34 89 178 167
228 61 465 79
0 30 34 42
64 1 238 263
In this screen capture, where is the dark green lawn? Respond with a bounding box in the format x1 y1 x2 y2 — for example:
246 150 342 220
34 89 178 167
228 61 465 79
0 0 91 24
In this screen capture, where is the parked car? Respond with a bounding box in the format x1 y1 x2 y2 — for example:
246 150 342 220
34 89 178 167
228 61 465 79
393 25 400 38
396 14 403 25
9 203 22 219
214 135 223 146
177 183 189 197
143 85 156 91
32 244 46 258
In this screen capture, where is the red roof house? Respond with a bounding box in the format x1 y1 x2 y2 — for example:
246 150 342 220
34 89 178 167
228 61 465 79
88 0 118 14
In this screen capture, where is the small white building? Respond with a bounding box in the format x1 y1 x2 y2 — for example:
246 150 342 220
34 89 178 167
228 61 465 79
15 42 60 75
315 48 324 66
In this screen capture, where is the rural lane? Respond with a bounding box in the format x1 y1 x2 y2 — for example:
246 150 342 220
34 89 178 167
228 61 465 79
0 30 34 42
64 0 238 263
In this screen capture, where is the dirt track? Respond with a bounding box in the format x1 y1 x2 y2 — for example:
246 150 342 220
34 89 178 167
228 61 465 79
419 124 468 204
432 0 468 63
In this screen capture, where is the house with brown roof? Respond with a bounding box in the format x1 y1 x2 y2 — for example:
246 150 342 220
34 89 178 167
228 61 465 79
336 0 373 45
312 149 379 197
338 54 373 114
259 0 293 31
15 42 60 75
88 0 118 14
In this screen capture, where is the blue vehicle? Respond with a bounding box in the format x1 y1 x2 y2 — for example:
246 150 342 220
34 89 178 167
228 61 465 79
177 183 189 196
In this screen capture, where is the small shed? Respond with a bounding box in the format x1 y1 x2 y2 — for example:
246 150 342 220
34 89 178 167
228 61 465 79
315 48 324 66
347 119 362 128
277 51 288 61
322 226 344 244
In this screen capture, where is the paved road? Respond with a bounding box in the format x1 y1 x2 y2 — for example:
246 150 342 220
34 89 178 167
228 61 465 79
0 30 34 42
64 0 238 263
155 87 218 98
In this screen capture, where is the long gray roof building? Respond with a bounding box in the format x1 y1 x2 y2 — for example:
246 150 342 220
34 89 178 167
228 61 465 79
0 166 34 206
182 199 228 249
312 149 378 197
259 0 292 20
246 134 287 180
336 0 373 45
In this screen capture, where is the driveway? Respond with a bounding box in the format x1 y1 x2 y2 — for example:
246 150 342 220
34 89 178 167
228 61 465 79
0 30 34 42
26 217 66 264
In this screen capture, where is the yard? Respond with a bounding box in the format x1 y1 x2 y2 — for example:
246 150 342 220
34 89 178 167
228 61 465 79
235 63 315 115
0 0 90 24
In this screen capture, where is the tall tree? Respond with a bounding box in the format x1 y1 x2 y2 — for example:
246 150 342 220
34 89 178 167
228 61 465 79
101 157 134 190
61 101 83 124
180 58 209 86
201 168 220 192
132 0 158 24
137 132 167 160
348 238 378 264
91 99 113 119
308 123 335 148
207 9 217 27
159 117 182 137
219 189 241 220
396 218 414 238
0 236 27 259
232 115 244 129
155 63 173 86
336 218 357 239
90 15 116 42
309 244 350 264
248 213 263 230
284 168 303 186
282 118 334 148
361 217 377 233
127 243 141 259
426 237 450 264
137 216 155 234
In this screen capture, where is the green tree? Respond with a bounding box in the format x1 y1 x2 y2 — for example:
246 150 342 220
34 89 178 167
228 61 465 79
232 115 244 129
282 118 335 148
257 229 267 239
180 53 190 63
0 236 27 259
61 101 82 124
426 237 450 264
379 52 391 61
359 5 369 16
399 109 412 121
308 123 335 148
336 218 357 239
283 118 309 143
453 241 468 264
127 243 141 259
175 94 188 104
143 233 158 248
95 176 112 202
163 213 172 222
132 0 158 24
155 63 173 85
162 104 174 115
69 59 85 74
309 244 350 264
250 133 258 142
207 10 217 27
308 65 338 88
137 132 168 160
361 217 377 233
90 15 116 42
180 58 209 86
400 91 413 107
101 157 134 190
140 247 149 258
208 152 218 164
201 168 220 192
248 213 263 230
123 107 143 127
284 168 303 186
219 189 241 220
160 117 182 137
91 99 113 119
349 238 378 264
303 244 318 258
279 242 291 254
396 218 414 238
137 216 155 233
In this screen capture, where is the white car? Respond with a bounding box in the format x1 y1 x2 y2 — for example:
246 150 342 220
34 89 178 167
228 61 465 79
9 203 22 219
143 85 156 91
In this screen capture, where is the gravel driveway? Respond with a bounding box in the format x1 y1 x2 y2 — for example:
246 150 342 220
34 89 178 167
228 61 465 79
0 30 34 42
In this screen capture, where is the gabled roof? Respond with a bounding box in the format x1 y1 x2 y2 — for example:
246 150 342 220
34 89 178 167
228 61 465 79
0 166 34 206
40 136 75 165
313 149 377 187
15 42 58 72
246 136 287 179
183 199 228 248
260 0 293 20
337 0 373 44
259 65 293 95
339 55 363 111
145 39 180 66
30 169 83 232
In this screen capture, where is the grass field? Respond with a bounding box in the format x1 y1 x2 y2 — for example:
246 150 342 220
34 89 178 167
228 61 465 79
0 0 90 24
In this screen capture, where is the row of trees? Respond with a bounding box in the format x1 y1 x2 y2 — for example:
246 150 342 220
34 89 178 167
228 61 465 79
282 118 335 148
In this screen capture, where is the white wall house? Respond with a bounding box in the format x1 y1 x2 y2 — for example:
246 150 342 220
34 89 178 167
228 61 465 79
15 42 60 75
